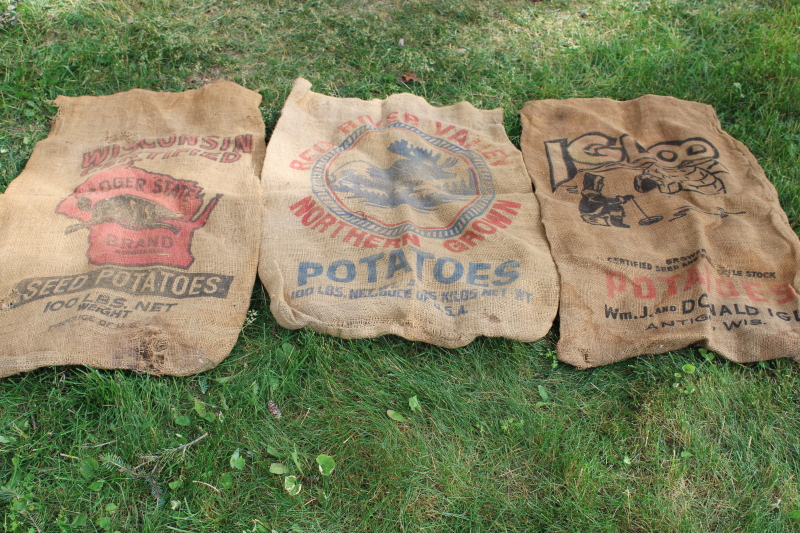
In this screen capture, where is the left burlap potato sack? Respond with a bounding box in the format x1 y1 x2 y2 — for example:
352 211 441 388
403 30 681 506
0 82 265 376
259 79 559 347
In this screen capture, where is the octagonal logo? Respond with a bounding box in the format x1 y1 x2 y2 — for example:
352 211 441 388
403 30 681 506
311 122 495 240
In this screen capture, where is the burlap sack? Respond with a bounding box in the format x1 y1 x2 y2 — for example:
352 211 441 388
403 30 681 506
259 79 559 347
0 81 265 376
521 95 800 368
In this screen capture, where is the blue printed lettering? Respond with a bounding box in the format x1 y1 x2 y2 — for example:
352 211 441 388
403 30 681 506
467 263 491 287
359 253 385 283
387 249 413 279
433 258 464 284
327 260 356 283
409 247 434 281
295 254 522 288
298 262 323 286
492 260 520 286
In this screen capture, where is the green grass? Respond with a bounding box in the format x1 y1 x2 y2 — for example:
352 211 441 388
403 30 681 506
1 0 799 531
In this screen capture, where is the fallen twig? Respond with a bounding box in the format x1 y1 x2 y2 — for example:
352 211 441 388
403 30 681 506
172 432 208 453
192 480 221 494
77 440 116 448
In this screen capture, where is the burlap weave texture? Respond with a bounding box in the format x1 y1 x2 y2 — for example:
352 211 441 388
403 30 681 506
521 95 800 368
0 81 265 376
260 79 559 347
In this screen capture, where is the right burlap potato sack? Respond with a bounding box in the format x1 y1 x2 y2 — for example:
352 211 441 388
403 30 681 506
520 95 800 368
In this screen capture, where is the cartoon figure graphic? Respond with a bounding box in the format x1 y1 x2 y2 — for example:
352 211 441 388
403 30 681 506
579 172 634 227
631 142 726 196
57 163 221 268
544 133 741 228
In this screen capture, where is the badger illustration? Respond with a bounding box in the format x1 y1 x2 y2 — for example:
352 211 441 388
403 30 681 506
64 194 186 234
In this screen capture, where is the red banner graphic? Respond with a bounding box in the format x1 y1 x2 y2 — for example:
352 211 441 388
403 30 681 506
56 163 221 268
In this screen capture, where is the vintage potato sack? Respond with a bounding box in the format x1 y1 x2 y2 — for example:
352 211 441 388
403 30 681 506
521 95 800 368
0 81 265 376
259 79 559 347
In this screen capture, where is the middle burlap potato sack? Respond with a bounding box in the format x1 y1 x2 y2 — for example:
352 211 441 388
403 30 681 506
260 79 559 347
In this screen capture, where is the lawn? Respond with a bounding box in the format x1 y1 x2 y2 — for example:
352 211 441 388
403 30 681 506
1 0 799 531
